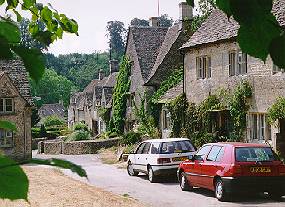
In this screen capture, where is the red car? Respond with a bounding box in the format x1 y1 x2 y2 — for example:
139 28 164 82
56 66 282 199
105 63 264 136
177 142 285 201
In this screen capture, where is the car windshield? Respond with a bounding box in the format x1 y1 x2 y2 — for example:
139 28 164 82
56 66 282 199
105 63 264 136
160 140 195 154
235 147 278 162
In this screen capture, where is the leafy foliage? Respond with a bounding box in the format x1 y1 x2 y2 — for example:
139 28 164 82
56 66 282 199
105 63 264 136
109 56 131 134
267 97 285 124
0 120 17 132
66 130 91 142
30 68 77 107
121 132 142 145
74 122 89 132
43 115 65 127
130 18 149 27
98 107 111 129
130 14 173 27
106 21 126 60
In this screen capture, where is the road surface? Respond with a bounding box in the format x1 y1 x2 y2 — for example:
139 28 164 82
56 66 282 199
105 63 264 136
33 152 285 207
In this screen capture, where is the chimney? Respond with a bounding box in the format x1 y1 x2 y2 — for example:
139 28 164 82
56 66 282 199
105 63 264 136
179 2 193 21
98 69 104 80
149 17 159 27
109 60 119 73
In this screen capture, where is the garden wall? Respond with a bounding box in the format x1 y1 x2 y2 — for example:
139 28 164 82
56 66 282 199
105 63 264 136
38 138 121 155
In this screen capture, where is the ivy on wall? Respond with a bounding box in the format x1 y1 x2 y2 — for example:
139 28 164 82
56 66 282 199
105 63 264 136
267 97 285 125
98 107 111 130
108 56 131 134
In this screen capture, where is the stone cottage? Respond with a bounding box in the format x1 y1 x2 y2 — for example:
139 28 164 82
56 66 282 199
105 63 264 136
0 60 33 160
38 102 66 124
68 60 118 136
180 0 285 154
144 2 193 138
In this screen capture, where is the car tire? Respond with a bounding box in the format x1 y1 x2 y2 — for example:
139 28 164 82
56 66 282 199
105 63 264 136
179 172 193 191
127 162 138 176
148 166 157 183
268 191 282 200
215 178 228 202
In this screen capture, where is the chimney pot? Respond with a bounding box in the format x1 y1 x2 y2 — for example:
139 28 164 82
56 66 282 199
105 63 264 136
109 60 119 73
149 17 159 27
179 2 193 21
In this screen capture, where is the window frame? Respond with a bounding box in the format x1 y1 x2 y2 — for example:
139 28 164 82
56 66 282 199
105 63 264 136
0 129 13 148
206 146 224 162
248 113 267 141
229 50 247 76
196 56 211 80
0 98 14 113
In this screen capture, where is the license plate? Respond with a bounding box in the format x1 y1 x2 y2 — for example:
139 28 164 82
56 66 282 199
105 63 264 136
172 157 188 162
250 167 271 173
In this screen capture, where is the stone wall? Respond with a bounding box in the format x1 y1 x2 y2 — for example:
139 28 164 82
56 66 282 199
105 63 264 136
32 137 48 150
38 138 121 155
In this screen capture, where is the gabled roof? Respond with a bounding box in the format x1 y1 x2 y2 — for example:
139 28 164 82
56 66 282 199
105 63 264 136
0 60 33 106
146 23 193 86
181 0 285 49
39 103 65 119
157 81 183 104
103 72 118 88
128 26 168 82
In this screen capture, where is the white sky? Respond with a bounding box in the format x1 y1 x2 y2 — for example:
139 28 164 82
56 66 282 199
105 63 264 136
38 0 191 55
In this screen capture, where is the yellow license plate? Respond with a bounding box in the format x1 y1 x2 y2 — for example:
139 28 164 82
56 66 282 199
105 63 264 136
172 157 188 162
250 167 271 173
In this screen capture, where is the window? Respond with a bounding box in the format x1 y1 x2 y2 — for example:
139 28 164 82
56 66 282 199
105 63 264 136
0 129 13 147
136 143 146 154
161 140 195 154
273 64 284 74
0 98 14 113
162 109 171 130
235 147 277 162
142 142 151 154
229 51 247 76
195 145 212 161
207 146 224 162
151 142 160 154
248 113 267 141
196 56 211 79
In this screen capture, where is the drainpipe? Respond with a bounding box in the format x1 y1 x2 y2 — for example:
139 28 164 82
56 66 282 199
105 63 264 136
180 49 186 94
23 110 26 159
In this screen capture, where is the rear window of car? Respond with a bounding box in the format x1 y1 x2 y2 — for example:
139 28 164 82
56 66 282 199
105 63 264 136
235 147 278 162
160 140 195 154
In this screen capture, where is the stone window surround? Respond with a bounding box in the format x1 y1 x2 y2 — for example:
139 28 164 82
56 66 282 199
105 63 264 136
229 50 247 77
0 97 14 114
247 112 271 142
196 55 212 80
0 129 13 148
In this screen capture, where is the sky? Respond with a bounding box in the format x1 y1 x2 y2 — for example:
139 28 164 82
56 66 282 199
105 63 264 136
39 0 188 55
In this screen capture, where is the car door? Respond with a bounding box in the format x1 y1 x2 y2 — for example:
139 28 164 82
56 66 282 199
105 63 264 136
140 142 151 173
200 145 224 190
184 145 211 187
134 142 146 171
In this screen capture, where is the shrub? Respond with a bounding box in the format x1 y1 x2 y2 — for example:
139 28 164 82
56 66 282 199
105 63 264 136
66 130 91 142
121 132 142 145
74 122 89 132
43 115 65 127
40 124 47 137
123 144 137 154
31 127 41 138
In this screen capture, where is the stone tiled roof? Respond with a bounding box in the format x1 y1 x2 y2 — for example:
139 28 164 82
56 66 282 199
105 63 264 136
146 23 192 86
158 81 183 103
130 26 169 82
0 60 33 106
103 72 118 88
182 0 285 49
84 79 100 106
39 103 65 119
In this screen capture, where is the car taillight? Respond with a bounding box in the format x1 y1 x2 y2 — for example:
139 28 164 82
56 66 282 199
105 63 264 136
279 164 285 176
157 158 171 164
229 164 242 176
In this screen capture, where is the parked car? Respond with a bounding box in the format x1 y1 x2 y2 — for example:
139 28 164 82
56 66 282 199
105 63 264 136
177 142 285 201
127 138 196 182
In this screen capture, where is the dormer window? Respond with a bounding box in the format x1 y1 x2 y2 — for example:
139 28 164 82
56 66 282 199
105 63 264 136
0 98 14 113
229 51 247 76
196 56 211 79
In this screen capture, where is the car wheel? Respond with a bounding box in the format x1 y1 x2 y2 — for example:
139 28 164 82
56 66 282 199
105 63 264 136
179 172 193 191
148 166 157 183
127 162 138 176
215 178 228 201
268 191 282 200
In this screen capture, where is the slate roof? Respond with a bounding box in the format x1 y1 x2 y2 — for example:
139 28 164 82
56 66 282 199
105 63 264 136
103 72 118 88
158 81 183 103
181 0 285 49
129 26 169 82
0 60 33 105
84 79 100 106
39 103 65 119
146 23 192 86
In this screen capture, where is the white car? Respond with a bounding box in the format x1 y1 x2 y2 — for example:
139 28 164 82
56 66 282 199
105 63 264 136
127 138 196 182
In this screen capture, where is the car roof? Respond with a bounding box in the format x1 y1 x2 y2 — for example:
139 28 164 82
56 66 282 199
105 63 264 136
206 142 271 148
143 138 190 143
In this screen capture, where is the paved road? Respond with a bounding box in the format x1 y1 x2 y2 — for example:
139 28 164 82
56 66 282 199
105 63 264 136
33 152 285 207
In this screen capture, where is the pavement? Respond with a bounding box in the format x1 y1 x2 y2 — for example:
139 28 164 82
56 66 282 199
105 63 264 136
33 152 285 207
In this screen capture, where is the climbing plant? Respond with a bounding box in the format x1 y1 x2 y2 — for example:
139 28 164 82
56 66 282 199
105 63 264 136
98 107 111 130
267 97 285 125
109 56 131 134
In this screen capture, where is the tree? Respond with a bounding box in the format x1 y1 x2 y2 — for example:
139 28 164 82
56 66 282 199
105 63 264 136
30 69 78 107
106 21 126 60
31 108 40 127
130 18 149 26
19 18 45 50
158 14 173 27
